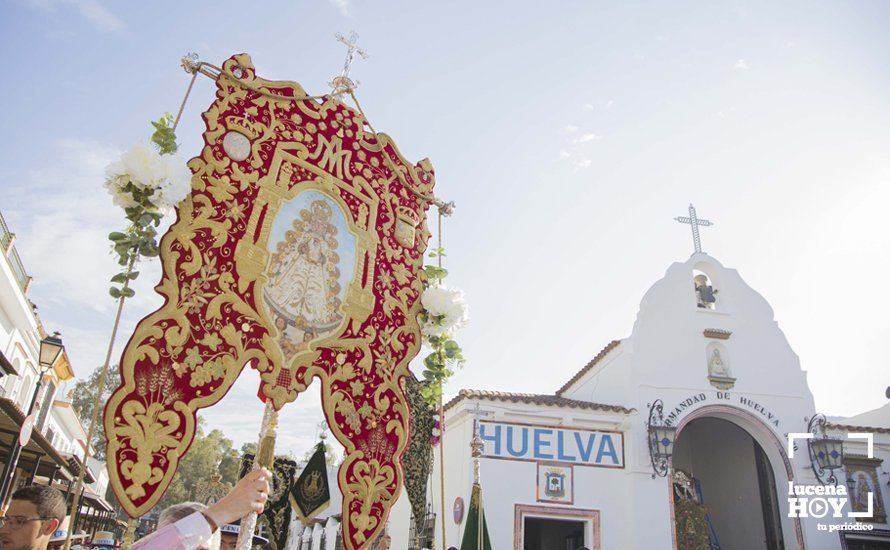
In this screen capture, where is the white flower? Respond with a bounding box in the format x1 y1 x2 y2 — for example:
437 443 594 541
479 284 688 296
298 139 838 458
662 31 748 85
154 154 192 211
104 159 127 182
420 286 469 337
118 142 166 191
103 143 192 213
103 178 138 209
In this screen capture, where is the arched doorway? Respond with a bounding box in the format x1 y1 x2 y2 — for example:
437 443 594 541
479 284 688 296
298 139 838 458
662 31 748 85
670 406 804 550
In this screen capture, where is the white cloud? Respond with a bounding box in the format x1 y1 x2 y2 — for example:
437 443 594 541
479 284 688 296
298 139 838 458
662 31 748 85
573 133 599 144
584 100 613 112
73 0 124 32
22 0 125 33
4 139 168 365
573 159 592 172
327 0 350 16
734 58 749 70
558 150 572 159
564 125 579 133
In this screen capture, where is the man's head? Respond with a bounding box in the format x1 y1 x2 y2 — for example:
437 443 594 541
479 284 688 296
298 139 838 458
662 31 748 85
156 502 220 550
0 485 66 550
157 501 206 529
219 526 237 550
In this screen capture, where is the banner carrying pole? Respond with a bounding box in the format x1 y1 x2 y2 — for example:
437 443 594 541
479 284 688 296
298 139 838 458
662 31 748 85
236 400 278 550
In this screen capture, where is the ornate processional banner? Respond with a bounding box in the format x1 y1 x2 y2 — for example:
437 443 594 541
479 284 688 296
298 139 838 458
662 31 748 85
104 53 435 548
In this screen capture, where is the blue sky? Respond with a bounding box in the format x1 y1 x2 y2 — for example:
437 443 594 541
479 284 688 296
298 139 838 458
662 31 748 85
2 0 889 456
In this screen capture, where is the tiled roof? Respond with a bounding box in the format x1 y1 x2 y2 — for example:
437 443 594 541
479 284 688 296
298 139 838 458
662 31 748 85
826 422 890 435
443 388 633 414
555 340 622 396
703 329 732 340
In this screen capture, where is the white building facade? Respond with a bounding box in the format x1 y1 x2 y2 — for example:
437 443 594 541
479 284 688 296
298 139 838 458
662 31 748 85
389 253 890 549
0 211 115 537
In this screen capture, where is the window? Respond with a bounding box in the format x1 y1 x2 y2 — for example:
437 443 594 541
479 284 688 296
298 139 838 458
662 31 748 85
5 359 22 395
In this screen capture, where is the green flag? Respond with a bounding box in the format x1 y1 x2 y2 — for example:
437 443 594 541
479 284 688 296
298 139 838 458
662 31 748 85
290 442 331 522
459 484 492 550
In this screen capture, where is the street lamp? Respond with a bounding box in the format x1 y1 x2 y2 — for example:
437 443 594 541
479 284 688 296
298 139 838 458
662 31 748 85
38 333 64 369
807 413 844 486
0 332 65 505
647 399 677 478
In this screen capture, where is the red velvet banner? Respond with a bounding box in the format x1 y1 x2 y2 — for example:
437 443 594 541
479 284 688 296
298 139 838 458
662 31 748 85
104 54 434 549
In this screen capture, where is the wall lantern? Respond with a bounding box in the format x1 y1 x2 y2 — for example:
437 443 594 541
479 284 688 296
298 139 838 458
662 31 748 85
845 473 857 496
807 413 844 486
647 399 677 478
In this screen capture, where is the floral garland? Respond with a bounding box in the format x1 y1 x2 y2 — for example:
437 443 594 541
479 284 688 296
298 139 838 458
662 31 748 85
417 246 468 405
103 113 192 297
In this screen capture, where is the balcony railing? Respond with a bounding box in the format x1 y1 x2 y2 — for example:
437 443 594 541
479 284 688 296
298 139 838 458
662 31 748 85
0 211 31 294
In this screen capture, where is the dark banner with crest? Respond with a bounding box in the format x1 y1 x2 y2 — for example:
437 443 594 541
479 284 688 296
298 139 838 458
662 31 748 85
291 443 330 522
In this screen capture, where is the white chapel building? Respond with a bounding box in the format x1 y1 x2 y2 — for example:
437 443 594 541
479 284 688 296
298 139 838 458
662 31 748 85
389 251 890 549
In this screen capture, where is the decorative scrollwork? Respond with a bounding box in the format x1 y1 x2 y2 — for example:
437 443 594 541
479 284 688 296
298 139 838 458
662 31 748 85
647 399 672 478
807 413 839 486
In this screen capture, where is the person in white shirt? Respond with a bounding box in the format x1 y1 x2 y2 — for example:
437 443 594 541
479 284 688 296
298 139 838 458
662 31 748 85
132 468 271 550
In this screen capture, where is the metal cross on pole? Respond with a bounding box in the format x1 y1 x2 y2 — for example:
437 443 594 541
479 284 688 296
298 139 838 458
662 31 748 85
329 31 369 98
674 203 713 254
470 404 484 483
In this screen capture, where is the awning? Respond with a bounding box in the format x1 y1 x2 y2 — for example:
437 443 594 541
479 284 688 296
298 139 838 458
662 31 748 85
80 489 113 512
0 397 76 478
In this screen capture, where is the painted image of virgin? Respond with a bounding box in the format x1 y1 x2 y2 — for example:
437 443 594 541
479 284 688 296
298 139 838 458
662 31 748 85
265 193 354 359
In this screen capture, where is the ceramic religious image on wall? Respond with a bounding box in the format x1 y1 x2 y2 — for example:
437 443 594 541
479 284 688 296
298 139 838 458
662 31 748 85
264 190 357 359
537 463 573 504
844 456 887 523
706 345 735 390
